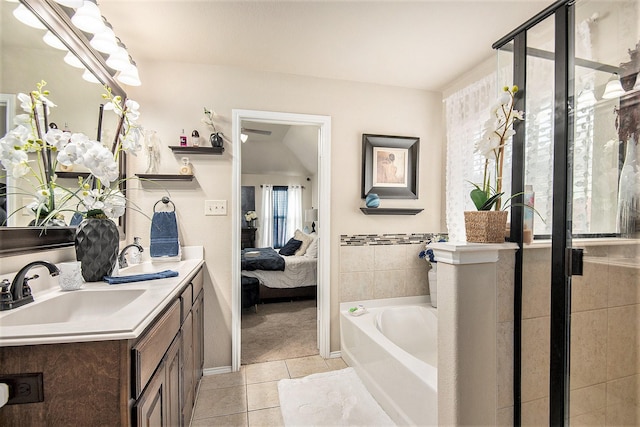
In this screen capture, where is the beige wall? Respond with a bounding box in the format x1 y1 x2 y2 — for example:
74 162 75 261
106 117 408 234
124 61 445 368
520 243 640 425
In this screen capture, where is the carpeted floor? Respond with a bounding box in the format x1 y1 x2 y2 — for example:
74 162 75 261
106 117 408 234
241 299 318 365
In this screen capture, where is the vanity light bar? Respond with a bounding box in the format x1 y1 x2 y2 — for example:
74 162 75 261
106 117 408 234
14 0 141 86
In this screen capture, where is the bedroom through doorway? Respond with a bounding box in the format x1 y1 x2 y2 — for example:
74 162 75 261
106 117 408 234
231 110 331 370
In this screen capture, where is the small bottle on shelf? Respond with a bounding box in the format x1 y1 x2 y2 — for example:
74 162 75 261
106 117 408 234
179 157 192 175
179 129 187 147
191 130 200 147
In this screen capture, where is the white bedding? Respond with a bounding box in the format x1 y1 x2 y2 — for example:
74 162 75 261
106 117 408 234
242 255 317 289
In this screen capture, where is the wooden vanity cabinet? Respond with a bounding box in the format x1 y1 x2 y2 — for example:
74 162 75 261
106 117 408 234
0 265 205 427
133 267 204 427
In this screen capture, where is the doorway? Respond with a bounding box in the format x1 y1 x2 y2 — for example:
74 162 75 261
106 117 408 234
231 109 331 372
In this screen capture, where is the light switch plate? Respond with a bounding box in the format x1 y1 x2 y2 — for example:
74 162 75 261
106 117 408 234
205 200 227 216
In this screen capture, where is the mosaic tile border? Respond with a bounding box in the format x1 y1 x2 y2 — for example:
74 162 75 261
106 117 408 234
340 233 445 246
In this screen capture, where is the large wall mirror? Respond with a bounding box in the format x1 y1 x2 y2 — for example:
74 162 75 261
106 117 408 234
0 0 128 255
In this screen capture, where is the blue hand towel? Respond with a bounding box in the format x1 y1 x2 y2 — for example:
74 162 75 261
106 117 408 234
150 211 179 258
103 269 179 285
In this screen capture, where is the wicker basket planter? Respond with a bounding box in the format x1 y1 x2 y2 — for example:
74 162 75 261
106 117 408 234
464 210 509 243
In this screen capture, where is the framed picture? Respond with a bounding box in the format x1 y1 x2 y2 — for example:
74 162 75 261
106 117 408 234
362 134 419 199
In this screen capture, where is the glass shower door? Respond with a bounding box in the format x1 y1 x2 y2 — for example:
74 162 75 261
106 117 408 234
568 0 640 424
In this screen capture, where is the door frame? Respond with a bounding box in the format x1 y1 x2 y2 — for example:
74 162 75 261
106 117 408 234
230 109 331 372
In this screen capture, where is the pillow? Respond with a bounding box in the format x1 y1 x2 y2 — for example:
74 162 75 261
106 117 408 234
279 238 302 256
304 237 318 258
293 229 313 256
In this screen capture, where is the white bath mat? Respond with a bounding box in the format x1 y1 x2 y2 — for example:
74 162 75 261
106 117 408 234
278 367 395 426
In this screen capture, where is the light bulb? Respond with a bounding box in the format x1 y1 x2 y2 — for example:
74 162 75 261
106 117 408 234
53 0 84 7
106 43 131 71
602 73 626 100
241 133 249 143
43 31 68 50
64 51 85 69
90 21 118 54
71 0 105 33
13 4 46 30
82 69 101 84
117 62 141 86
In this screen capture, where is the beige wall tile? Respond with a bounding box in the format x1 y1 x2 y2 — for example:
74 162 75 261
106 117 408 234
569 383 606 418
374 244 407 271
606 374 639 413
570 309 608 389
373 269 406 299
340 246 374 273
607 305 639 380
408 243 428 269
497 250 515 323
339 271 374 302
569 409 605 426
521 397 549 427
497 321 514 409
405 267 429 296
522 248 551 319
521 316 550 402
608 264 640 308
572 261 608 312
496 406 514 427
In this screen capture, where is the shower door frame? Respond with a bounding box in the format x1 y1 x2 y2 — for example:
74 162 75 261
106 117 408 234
493 1 577 424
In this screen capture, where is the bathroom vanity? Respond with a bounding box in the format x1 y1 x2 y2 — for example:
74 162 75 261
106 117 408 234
0 253 205 426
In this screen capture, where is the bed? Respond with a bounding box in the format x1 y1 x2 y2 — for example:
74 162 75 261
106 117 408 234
241 246 317 301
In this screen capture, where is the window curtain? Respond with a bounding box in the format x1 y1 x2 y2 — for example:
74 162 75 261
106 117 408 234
444 73 497 242
272 186 288 248
286 185 303 239
258 185 273 248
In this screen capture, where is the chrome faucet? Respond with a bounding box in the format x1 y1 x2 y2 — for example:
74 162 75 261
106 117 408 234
118 237 143 269
0 261 60 311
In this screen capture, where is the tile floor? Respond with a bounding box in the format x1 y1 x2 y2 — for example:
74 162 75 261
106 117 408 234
191 355 348 426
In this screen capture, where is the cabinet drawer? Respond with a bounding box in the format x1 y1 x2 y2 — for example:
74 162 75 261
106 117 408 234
191 268 203 304
132 300 181 398
180 284 193 323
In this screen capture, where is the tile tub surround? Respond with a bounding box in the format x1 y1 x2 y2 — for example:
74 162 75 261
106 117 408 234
339 244 430 301
520 241 640 425
429 241 517 426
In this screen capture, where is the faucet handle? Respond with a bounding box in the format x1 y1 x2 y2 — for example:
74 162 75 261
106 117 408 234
0 279 12 303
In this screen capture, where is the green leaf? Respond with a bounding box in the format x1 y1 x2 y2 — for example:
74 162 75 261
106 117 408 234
479 193 504 210
470 188 489 210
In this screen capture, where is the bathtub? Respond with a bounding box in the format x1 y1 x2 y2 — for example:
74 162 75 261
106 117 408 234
340 296 437 426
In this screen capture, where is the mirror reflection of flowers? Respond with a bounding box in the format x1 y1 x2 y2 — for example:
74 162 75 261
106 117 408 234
418 233 448 269
244 210 257 222
0 80 142 225
471 85 524 211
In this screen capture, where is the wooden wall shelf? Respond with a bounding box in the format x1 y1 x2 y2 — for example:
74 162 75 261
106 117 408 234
135 174 194 181
56 171 90 179
360 208 423 215
169 146 224 155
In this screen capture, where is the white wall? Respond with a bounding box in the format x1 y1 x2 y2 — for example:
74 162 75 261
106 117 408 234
124 60 445 368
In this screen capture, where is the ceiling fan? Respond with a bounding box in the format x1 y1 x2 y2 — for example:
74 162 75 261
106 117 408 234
241 127 272 136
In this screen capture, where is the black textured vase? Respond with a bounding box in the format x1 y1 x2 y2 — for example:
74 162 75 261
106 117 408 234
75 218 119 282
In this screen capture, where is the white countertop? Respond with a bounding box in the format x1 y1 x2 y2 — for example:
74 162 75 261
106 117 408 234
0 247 204 347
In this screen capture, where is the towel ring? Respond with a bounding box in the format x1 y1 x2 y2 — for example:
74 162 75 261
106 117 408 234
153 196 176 212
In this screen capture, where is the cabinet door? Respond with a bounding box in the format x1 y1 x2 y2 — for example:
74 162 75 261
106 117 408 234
181 310 194 426
193 290 204 381
135 360 166 427
165 334 182 427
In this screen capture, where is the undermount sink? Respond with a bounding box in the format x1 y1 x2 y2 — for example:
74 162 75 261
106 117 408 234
0 289 146 327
